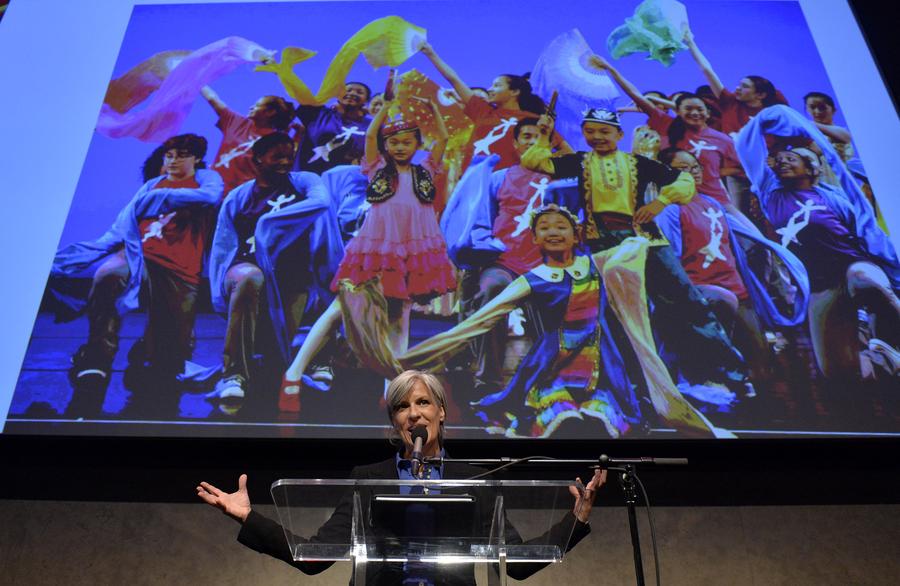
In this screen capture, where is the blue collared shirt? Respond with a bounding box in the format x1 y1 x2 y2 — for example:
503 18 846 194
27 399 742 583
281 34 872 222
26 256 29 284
396 449 444 493
395 449 445 586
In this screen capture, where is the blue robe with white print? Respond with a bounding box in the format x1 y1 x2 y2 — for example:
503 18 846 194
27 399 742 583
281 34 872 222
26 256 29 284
318 164 371 242
49 169 224 317
440 154 507 270
655 194 810 328
735 105 900 294
209 171 344 361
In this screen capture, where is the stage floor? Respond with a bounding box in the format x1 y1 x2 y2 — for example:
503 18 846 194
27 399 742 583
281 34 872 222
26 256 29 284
7 311 900 439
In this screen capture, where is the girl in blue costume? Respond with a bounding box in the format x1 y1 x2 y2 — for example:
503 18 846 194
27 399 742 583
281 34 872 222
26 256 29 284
401 204 729 438
735 105 900 379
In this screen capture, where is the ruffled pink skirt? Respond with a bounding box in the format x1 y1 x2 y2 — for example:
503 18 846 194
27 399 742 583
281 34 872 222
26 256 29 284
331 199 456 300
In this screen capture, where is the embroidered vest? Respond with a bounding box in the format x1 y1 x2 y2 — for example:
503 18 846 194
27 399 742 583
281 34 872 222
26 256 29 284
366 163 436 204
579 151 663 242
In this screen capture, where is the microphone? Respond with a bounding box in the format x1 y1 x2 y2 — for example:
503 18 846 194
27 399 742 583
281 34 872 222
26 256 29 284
410 427 428 478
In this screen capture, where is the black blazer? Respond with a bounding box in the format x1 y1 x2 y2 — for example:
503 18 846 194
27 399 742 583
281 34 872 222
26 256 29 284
237 457 591 585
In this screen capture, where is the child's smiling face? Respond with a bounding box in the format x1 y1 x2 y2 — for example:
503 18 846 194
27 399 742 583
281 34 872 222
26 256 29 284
532 212 577 254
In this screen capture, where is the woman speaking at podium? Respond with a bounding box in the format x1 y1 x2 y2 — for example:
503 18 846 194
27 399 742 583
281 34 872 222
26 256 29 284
197 370 606 584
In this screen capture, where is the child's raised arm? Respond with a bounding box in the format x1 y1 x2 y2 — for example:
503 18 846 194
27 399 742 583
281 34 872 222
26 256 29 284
365 100 392 166
420 42 475 105
812 121 852 145
683 25 725 98
589 55 659 116
200 86 228 117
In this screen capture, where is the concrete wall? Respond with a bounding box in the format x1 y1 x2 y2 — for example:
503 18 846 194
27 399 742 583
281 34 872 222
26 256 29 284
2 500 898 585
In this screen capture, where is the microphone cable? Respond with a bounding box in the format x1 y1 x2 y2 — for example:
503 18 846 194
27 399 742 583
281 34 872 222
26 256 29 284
460 456 663 585
463 455 557 480
608 466 661 586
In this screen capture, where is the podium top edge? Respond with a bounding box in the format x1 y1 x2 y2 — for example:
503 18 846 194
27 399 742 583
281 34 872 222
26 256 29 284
271 479 576 489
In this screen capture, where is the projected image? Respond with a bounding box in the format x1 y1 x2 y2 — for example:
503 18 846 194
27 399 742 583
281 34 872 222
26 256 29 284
7 0 899 438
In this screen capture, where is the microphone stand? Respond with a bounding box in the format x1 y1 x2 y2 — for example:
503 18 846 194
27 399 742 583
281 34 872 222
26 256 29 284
426 454 687 586
601 456 687 586
620 462 645 586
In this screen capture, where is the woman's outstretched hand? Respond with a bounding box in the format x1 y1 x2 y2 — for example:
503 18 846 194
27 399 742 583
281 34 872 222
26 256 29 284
197 474 252 523
569 468 607 523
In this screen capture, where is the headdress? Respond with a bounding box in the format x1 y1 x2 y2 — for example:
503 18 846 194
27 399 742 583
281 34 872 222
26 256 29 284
381 110 419 138
581 101 621 128
529 203 581 232
784 145 821 177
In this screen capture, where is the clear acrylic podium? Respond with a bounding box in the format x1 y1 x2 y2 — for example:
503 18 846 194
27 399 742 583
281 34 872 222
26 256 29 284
271 478 583 585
